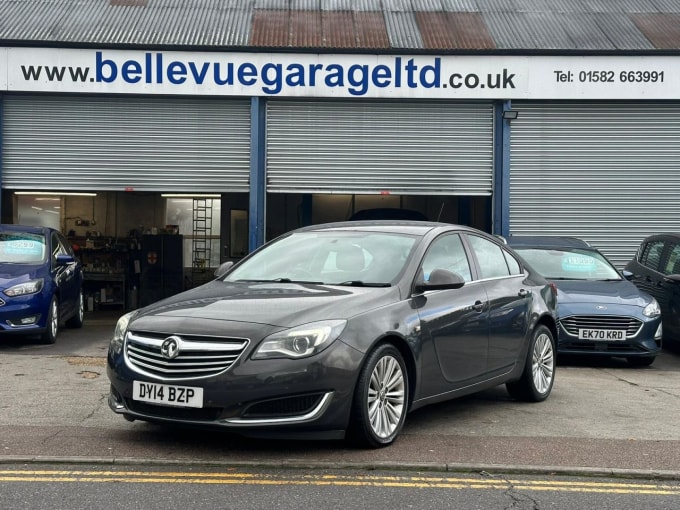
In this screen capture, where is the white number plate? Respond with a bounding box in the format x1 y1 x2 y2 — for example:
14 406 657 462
133 381 204 408
578 329 625 341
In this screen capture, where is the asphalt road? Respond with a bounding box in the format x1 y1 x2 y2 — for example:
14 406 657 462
1 314 679 479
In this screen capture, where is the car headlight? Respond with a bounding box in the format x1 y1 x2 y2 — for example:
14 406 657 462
253 319 347 360
109 311 137 356
643 298 661 318
4 278 44 297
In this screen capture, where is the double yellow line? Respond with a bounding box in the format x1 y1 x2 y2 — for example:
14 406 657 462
0 469 678 495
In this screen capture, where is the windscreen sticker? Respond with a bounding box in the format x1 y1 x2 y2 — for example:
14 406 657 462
561 255 597 272
0 236 45 258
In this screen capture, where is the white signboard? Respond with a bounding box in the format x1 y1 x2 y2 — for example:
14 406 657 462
2 47 680 100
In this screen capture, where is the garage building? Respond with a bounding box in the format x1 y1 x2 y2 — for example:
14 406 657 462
1 0 679 309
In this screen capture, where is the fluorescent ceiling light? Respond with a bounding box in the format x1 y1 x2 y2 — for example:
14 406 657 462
15 192 97 196
162 194 220 198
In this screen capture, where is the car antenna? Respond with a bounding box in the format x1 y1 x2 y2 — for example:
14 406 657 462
436 202 445 222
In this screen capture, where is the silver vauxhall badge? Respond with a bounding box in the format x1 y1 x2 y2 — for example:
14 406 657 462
160 336 182 359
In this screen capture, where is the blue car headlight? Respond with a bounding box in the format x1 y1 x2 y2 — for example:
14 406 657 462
643 298 661 318
109 311 137 356
253 319 347 360
4 278 44 297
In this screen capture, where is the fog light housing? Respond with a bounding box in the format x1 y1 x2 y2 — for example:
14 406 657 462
655 323 663 341
8 315 39 326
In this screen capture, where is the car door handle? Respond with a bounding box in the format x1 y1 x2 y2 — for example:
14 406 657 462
472 300 485 312
518 289 530 297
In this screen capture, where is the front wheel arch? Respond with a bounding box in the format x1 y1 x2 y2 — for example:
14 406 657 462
506 323 556 402
348 342 411 448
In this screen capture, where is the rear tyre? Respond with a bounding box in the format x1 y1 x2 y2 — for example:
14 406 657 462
506 324 555 402
65 290 85 328
349 344 408 448
626 356 655 367
40 296 59 344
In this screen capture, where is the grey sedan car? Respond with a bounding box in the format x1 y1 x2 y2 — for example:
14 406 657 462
108 221 557 448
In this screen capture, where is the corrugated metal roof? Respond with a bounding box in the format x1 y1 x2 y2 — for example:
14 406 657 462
0 0 679 51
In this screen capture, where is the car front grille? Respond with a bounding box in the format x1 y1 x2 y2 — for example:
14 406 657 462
559 315 643 339
125 331 249 380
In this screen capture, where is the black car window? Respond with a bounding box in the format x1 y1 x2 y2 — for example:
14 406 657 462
421 234 472 282
467 235 511 279
640 240 664 271
663 244 680 275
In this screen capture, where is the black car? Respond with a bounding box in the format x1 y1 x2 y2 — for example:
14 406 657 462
108 221 557 448
508 236 662 366
625 233 680 349
0 224 84 343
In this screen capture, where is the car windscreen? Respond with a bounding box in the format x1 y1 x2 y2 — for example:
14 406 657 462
513 247 621 281
0 232 47 264
224 231 418 285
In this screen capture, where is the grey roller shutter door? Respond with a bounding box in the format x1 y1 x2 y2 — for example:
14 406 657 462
266 100 494 195
509 102 680 267
2 95 250 192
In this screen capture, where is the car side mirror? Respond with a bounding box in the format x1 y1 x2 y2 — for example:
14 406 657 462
55 253 75 266
414 268 466 293
214 261 234 278
621 269 634 280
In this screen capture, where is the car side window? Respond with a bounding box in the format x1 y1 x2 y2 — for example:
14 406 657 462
503 250 523 275
51 232 63 265
58 233 76 258
466 235 511 279
51 233 73 265
640 240 664 271
663 244 680 275
421 234 472 282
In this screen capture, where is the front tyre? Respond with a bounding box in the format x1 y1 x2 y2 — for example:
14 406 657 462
65 290 85 328
506 324 555 402
349 344 408 448
40 296 59 344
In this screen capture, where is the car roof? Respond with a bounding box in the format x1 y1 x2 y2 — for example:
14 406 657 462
507 235 591 249
295 220 480 236
0 224 53 235
348 208 428 221
640 232 680 242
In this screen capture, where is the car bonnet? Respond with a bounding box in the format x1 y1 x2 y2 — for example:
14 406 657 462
129 280 401 330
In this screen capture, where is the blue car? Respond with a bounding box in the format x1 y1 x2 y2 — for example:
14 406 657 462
508 236 662 366
0 224 84 343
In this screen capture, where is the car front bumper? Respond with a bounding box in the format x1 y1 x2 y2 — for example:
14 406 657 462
107 338 365 439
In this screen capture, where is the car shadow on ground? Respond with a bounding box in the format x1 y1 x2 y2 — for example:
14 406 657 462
557 346 680 370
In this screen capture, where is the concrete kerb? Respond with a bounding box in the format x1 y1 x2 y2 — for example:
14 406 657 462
2 456 680 481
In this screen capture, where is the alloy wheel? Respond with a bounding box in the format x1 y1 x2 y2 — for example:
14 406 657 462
367 355 406 439
532 331 554 395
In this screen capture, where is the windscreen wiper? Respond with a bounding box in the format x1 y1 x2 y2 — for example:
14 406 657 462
236 278 323 284
273 277 324 284
335 280 390 287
